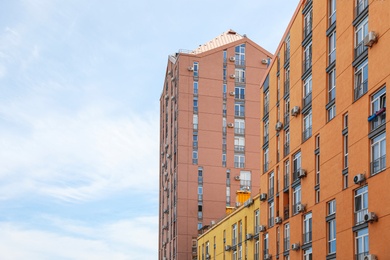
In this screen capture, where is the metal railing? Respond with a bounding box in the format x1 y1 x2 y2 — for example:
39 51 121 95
355 251 369 260
354 41 368 60
284 79 290 96
284 173 290 189
355 208 368 225
284 206 290 220
303 92 312 108
303 126 312 141
303 55 312 74
284 238 290 252
354 80 368 100
303 231 312 244
284 143 290 157
235 128 245 135
371 155 386 175
235 162 245 168
234 145 245 152
370 110 386 131
303 20 312 39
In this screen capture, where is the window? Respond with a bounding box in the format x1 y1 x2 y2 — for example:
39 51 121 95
327 200 336 255
354 186 368 225
235 44 246 66
255 240 260 260
285 34 290 63
284 160 290 189
355 228 369 259
263 233 269 257
232 224 237 246
284 223 290 252
197 186 203 201
193 62 199 77
284 98 290 126
371 132 386 175
194 81 198 95
234 136 245 152
354 17 368 59
193 115 198 130
263 147 269 172
235 102 245 117
193 134 198 148
198 168 203 184
303 8 313 39
303 109 312 141
285 67 290 95
370 87 386 131
235 154 245 168
223 65 227 81
269 172 274 197
328 31 336 64
344 135 349 169
235 68 245 83
284 129 290 156
293 185 301 215
303 212 312 244
240 171 251 191
293 151 301 181
235 119 245 135
328 104 336 121
303 75 312 108
328 200 336 215
254 209 260 234
329 0 336 25
303 247 312 260
356 0 369 18
264 119 269 144
328 69 336 102
192 150 198 164
193 97 198 113
303 43 312 74
264 91 270 115
269 201 274 227
235 86 245 100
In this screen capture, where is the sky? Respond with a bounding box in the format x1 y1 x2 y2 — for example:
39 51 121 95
0 0 299 259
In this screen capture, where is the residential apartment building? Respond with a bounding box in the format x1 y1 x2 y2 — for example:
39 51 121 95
159 30 272 260
197 0 390 259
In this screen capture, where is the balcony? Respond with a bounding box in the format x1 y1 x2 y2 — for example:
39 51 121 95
303 92 312 108
371 155 386 176
354 79 368 100
329 49 336 65
355 208 368 225
302 55 312 74
302 231 312 244
355 0 368 18
354 41 368 60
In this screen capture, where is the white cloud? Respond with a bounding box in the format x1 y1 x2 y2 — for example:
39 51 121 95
0 216 158 260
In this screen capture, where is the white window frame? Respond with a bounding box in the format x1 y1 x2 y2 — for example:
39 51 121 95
354 186 368 224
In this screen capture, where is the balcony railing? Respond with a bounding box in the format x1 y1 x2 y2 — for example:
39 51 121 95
355 208 368 225
354 41 368 60
371 155 386 176
235 93 245 100
235 77 245 83
355 251 369 260
235 59 246 66
370 108 386 131
234 145 245 152
303 92 312 108
235 128 245 135
303 126 312 141
354 80 368 100
235 111 245 117
235 162 245 168
303 231 312 244
284 238 290 252
303 55 312 74
303 20 312 39
355 0 368 18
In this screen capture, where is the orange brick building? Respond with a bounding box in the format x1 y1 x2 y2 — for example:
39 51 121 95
159 30 271 260
258 0 390 259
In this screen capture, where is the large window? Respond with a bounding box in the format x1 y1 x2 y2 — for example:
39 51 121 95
235 44 246 66
303 75 313 108
293 185 301 215
371 132 386 175
303 109 313 141
303 8 313 39
264 119 269 144
235 68 245 83
240 171 251 191
303 212 312 244
327 200 336 255
354 186 368 225
370 87 386 131
328 68 336 102
354 17 368 59
269 172 274 198
303 43 312 73
329 31 336 64
263 147 269 173
329 0 336 25
355 228 369 259
356 0 369 18
235 154 245 168
235 119 245 135
293 151 301 181
284 129 290 156
264 91 270 115
284 160 290 189
284 223 290 252
232 223 237 246
269 201 274 227
235 86 245 100
254 209 260 234
303 247 312 260
234 136 245 153
235 102 245 117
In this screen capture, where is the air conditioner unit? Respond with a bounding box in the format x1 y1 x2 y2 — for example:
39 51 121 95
230 74 236 79
171 95 175 100
364 212 378 223
229 91 235 96
364 31 378 47
161 151 164 155
296 203 305 213
354 173 365 184
291 106 300 116
162 163 165 167
264 254 272 260
234 176 240 181
167 70 172 75
291 243 300 251
364 255 377 260
165 94 169 100
164 144 169 149
275 121 283 131
166 154 171 159
171 77 175 81
259 225 267 232
188 66 194 71
229 56 236 62
298 169 307 178
275 216 283 224
246 233 253 240
225 245 231 251
163 187 167 191
260 193 267 201
261 58 269 65
227 123 234 128
206 254 210 259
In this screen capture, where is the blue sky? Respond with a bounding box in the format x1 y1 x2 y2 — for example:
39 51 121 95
0 0 299 259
